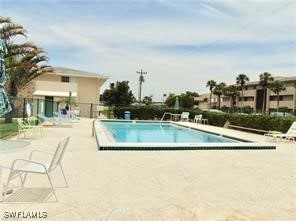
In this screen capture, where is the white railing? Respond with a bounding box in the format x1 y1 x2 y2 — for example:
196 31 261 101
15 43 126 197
160 112 181 123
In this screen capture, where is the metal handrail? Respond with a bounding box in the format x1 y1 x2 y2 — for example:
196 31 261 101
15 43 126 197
160 112 173 123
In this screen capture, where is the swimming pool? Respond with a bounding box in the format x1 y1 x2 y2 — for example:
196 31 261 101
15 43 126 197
102 121 237 143
95 120 276 151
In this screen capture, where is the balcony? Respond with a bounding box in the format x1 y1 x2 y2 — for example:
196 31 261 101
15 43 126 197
33 80 77 97
269 87 295 96
239 101 255 107
241 90 256 97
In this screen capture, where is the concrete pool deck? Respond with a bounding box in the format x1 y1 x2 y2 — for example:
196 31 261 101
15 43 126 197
0 118 295 220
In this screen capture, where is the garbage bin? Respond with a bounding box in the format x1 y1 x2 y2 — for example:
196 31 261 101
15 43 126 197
124 111 131 120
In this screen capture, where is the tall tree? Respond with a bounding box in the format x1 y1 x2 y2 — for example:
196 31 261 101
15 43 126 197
1 17 53 123
164 93 176 107
236 73 249 112
213 82 226 109
1 17 53 97
223 85 239 111
179 91 198 109
206 80 216 109
164 91 198 109
270 80 286 112
259 72 274 113
102 81 135 106
142 95 153 105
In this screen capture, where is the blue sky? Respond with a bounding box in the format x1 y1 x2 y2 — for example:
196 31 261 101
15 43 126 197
1 0 296 101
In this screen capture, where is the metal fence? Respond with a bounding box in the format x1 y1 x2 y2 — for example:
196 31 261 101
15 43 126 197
0 96 104 138
1 97 104 119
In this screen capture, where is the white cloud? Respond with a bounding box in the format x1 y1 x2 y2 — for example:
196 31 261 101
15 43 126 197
2 0 295 101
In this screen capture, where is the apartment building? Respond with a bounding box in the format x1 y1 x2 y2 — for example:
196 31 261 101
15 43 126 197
194 76 296 112
20 67 108 117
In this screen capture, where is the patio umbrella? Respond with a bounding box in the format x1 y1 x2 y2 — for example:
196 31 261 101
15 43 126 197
174 96 180 110
0 38 11 117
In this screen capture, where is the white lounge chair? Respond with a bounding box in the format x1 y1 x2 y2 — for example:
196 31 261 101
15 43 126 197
180 112 190 121
3 136 70 202
37 113 75 126
265 121 296 142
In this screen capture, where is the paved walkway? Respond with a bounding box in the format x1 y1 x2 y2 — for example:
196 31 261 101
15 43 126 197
0 118 295 221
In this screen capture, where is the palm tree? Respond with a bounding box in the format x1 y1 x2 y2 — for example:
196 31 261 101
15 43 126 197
236 74 249 112
213 82 226 109
1 17 53 96
259 72 274 113
223 85 239 112
206 80 216 109
270 80 286 112
1 17 53 122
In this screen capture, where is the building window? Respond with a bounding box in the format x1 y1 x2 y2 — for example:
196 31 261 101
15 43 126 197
253 86 256 90
61 76 70 83
270 96 283 101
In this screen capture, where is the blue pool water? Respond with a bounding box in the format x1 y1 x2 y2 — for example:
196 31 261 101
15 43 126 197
102 121 237 143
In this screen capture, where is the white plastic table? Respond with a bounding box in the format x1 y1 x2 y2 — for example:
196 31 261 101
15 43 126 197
0 140 30 201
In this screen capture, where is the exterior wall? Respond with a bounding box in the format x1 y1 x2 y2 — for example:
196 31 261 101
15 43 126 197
75 77 100 117
36 74 61 82
194 93 217 110
194 78 296 112
19 82 35 98
19 68 107 117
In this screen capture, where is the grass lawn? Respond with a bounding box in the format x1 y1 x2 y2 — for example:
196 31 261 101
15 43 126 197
0 118 18 138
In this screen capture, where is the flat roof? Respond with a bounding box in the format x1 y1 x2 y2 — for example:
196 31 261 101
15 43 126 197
53 67 109 80
244 76 296 86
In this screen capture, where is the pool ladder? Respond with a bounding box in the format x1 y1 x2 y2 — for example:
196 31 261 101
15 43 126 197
160 112 173 124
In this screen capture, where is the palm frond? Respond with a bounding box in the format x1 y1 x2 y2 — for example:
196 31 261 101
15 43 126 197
0 23 27 39
0 17 12 24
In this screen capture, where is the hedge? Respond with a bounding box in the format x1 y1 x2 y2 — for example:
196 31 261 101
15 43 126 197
112 106 296 133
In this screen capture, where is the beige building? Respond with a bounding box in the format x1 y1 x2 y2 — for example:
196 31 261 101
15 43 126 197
195 76 296 112
20 67 108 117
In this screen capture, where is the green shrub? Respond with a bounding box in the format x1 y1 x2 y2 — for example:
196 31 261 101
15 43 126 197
112 106 296 133
228 114 295 132
201 112 229 127
242 105 253 114
113 106 200 120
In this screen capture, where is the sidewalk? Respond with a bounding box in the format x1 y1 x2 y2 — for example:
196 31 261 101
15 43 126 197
0 118 295 221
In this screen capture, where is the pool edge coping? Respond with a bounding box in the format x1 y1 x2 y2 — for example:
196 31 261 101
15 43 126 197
95 119 276 151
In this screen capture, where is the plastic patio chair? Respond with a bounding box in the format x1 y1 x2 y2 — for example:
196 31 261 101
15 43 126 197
194 114 202 123
38 113 76 126
180 112 190 121
27 117 43 138
17 119 35 138
3 136 71 202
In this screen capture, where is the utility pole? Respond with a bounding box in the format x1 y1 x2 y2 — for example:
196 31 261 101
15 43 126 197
136 69 147 102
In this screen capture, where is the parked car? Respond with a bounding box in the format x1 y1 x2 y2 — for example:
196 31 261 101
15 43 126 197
205 109 224 113
269 112 294 117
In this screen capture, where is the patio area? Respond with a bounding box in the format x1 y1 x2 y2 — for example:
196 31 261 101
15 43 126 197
0 118 295 221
